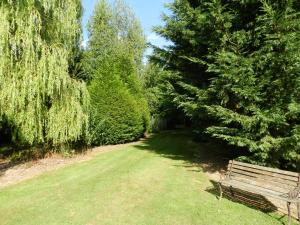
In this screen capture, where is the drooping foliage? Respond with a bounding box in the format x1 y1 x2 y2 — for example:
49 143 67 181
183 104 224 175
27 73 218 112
151 0 300 170
86 0 149 145
0 0 89 145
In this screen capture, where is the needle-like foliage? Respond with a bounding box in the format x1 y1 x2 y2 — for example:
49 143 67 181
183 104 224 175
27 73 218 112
151 0 300 170
85 0 149 145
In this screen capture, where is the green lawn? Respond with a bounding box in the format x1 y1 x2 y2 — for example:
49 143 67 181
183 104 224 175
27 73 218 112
0 132 293 225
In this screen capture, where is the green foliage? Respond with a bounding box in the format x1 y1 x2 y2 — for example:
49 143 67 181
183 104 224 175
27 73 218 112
205 1 300 170
142 63 182 131
152 0 300 170
0 0 89 146
88 57 147 145
86 0 149 145
150 0 239 132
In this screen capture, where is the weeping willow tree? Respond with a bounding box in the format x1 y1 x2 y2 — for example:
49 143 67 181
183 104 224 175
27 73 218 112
0 0 89 146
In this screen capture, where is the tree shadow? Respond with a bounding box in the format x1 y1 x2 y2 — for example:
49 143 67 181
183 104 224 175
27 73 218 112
134 130 233 174
206 180 289 225
133 130 293 225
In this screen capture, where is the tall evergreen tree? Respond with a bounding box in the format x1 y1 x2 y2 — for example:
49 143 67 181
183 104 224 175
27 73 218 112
0 0 89 145
152 0 300 169
85 0 149 145
206 0 300 170
151 0 259 132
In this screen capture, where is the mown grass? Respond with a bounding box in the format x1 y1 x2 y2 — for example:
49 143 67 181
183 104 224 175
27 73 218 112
0 131 294 225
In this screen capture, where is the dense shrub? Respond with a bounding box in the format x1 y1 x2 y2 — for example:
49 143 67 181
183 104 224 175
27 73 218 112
89 56 148 145
86 0 149 145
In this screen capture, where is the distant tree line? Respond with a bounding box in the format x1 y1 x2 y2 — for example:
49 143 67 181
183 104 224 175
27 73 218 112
146 0 300 170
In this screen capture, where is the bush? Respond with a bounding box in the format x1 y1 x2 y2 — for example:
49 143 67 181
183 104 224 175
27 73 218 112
88 56 148 145
85 0 149 145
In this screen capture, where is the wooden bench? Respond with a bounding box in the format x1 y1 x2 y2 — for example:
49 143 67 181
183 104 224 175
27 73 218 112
219 160 300 225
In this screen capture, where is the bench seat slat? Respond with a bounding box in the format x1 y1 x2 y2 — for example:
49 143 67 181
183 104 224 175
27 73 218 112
221 179 300 203
229 175 294 194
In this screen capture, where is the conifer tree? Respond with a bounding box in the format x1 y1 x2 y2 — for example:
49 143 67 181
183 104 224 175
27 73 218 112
151 0 260 131
152 0 300 169
206 0 300 169
85 0 149 145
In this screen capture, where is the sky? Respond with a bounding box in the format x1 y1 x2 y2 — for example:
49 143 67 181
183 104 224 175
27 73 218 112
81 0 172 56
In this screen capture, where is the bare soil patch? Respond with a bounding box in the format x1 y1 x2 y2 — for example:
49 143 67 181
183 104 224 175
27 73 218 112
0 141 140 189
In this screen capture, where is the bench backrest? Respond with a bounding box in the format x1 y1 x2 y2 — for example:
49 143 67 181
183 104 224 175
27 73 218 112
227 160 300 193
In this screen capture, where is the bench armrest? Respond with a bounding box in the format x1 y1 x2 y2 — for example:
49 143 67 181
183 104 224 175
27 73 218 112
287 187 300 200
219 169 230 182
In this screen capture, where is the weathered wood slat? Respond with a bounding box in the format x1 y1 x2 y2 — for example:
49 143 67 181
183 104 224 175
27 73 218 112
222 179 286 196
225 179 286 195
231 164 299 182
230 174 294 194
230 160 299 177
220 160 300 224
221 180 300 202
230 175 294 193
231 168 298 187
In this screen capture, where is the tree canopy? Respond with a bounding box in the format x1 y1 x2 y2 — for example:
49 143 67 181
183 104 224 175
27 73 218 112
0 0 89 146
150 0 300 170
85 0 149 145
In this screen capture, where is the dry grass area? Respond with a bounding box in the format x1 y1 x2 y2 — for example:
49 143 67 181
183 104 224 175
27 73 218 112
1 132 290 225
0 141 140 188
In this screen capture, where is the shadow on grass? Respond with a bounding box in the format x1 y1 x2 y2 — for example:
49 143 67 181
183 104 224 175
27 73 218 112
134 130 289 225
206 180 286 224
134 130 232 174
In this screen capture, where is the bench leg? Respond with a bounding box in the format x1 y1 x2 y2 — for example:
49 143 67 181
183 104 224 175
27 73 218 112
218 183 223 201
287 202 291 225
297 202 300 222
230 186 234 198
